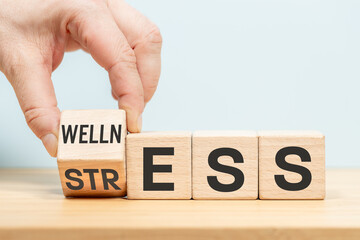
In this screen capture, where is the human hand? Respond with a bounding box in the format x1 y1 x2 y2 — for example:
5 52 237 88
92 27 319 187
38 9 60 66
0 0 162 157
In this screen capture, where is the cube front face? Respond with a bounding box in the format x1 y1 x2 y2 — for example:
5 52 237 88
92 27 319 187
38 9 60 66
58 160 126 197
192 131 258 199
57 110 126 160
126 132 192 199
259 131 325 199
57 110 127 197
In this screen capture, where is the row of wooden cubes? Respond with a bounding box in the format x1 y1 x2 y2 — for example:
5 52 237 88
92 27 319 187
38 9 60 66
57 110 325 200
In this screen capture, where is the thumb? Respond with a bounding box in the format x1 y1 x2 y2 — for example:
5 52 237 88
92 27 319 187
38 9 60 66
3 50 60 157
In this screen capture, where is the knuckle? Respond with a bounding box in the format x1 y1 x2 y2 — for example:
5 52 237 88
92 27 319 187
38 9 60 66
133 25 162 53
66 0 104 39
72 0 103 11
108 44 137 71
67 13 88 40
107 47 137 73
120 45 137 64
24 107 60 138
144 25 163 45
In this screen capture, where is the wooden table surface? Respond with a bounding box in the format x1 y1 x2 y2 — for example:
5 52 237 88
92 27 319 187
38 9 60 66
0 169 359 240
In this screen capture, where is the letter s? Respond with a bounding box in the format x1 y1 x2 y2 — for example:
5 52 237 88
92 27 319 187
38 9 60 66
207 148 245 192
65 169 84 190
275 146 312 191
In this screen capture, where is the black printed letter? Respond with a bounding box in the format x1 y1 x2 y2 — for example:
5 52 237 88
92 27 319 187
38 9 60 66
83 169 99 190
143 147 174 191
101 169 121 190
207 148 244 192
62 125 78 144
275 146 312 191
65 169 84 190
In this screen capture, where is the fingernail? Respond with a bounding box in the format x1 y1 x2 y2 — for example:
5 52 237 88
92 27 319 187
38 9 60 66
137 115 143 132
41 134 58 157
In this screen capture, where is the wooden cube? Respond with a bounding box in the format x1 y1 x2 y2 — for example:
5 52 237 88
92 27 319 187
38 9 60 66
192 131 258 199
259 131 325 199
126 131 192 199
57 110 127 197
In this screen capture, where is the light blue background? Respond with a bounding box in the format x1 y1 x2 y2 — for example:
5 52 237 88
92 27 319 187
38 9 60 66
0 0 359 168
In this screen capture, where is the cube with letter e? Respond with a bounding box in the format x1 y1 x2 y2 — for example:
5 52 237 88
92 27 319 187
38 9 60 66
126 131 192 199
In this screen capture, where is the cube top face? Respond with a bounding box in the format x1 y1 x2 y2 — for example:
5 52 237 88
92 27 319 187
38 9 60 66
126 131 192 139
192 131 258 199
126 131 192 199
259 131 325 199
193 130 257 138
258 130 324 138
57 110 126 161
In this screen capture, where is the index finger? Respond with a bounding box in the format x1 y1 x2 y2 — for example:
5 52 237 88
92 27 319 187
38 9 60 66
66 5 144 132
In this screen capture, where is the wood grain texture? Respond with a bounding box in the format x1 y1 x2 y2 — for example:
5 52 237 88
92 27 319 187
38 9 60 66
259 130 325 199
57 110 127 197
192 131 258 199
126 131 192 199
0 169 359 240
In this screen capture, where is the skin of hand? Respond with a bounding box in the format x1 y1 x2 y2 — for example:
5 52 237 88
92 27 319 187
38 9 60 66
0 0 162 157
